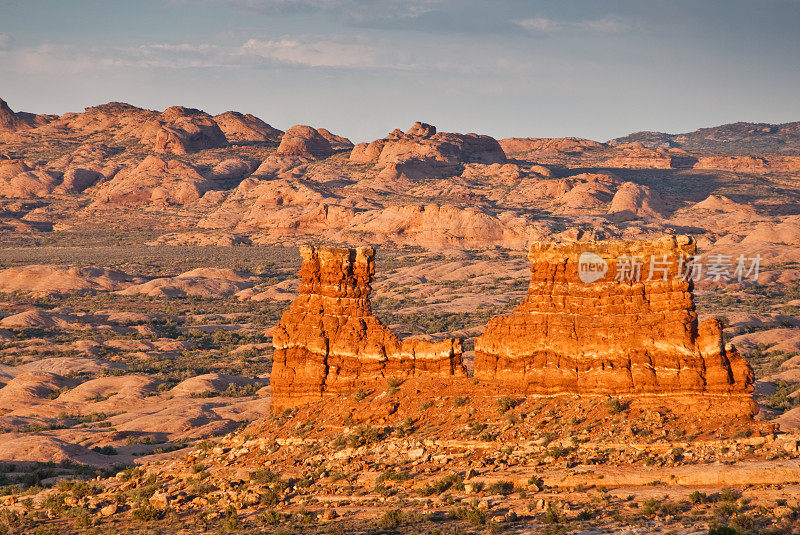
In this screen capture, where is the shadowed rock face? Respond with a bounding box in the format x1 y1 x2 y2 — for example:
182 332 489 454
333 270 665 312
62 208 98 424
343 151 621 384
0 98 54 131
270 245 466 410
475 236 754 413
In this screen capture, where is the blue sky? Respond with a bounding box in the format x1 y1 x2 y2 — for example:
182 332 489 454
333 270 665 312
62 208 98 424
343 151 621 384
1 0 799 142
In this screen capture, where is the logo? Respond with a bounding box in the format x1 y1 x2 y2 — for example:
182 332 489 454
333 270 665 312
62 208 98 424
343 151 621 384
578 252 608 284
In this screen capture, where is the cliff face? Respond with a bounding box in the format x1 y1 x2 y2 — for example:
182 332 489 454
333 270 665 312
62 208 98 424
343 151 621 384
271 246 465 410
273 238 756 416
475 236 754 403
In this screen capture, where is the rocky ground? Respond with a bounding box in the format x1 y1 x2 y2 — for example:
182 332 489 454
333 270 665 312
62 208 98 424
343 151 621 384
0 99 798 533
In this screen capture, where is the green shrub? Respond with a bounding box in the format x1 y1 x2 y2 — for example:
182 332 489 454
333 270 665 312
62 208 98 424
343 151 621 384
257 509 284 524
486 481 514 495
497 396 520 413
419 474 464 496
713 502 739 519
348 425 379 448
689 491 708 504
131 501 165 521
381 509 405 529
249 469 279 485
718 487 742 502
542 504 562 524
641 498 660 515
606 398 625 414
224 505 240 531
386 377 402 396
454 505 488 526
57 479 98 499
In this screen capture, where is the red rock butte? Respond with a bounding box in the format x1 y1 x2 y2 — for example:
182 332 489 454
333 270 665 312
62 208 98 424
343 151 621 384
270 245 466 410
475 235 755 415
271 237 757 417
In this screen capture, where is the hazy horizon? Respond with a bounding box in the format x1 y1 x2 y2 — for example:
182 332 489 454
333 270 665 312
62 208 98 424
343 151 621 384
2 0 799 143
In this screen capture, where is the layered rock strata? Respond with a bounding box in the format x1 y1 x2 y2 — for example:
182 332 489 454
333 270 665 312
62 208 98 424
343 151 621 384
271 246 465 410
475 236 754 410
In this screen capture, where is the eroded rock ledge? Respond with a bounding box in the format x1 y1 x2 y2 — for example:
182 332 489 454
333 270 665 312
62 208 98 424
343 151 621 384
271 245 466 410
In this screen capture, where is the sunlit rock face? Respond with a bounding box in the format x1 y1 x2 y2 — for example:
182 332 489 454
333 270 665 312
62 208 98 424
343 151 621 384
474 236 755 414
271 245 465 410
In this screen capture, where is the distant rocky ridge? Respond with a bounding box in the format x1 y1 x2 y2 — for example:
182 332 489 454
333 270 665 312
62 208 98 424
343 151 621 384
2 96 800 252
0 98 341 155
612 121 800 154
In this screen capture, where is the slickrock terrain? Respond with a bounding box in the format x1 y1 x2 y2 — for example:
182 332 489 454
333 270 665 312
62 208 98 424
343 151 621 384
275 125 336 159
0 96 799 533
212 111 283 144
271 245 465 410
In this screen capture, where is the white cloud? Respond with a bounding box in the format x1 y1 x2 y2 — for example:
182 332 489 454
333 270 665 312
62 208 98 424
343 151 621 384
8 44 125 74
516 18 563 33
1 37 392 74
516 16 639 35
174 0 442 20
0 34 12 50
239 38 377 67
574 18 638 34
1 31 544 77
